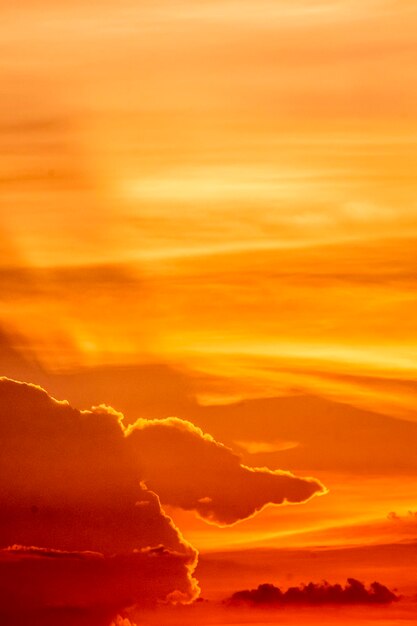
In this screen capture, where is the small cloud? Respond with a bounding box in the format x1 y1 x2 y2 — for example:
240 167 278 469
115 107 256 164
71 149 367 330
226 578 399 607
198 497 213 504
388 510 417 521
387 511 400 521
235 439 300 454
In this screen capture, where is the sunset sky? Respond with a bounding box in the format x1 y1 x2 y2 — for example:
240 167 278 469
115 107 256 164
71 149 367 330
1 1 417 625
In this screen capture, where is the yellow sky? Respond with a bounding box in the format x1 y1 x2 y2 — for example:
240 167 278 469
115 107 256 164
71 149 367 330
1 0 417 460
1 0 417 417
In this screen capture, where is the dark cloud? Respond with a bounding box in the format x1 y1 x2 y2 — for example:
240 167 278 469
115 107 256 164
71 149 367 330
0 378 324 542
125 416 325 525
0 547 194 626
0 378 198 624
0 378 200 556
226 578 399 607
0 377 325 624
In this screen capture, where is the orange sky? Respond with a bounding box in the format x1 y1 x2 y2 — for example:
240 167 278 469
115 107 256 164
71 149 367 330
1 1 417 625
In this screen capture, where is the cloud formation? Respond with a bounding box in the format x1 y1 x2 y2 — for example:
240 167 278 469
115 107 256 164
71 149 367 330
125 417 325 525
0 378 197 624
0 377 325 623
227 579 399 607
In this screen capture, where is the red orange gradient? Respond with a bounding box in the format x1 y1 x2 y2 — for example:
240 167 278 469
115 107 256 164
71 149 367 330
1 0 417 625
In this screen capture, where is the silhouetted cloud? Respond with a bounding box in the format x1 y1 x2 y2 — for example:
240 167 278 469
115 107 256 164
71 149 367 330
0 377 325 624
0 378 198 625
226 578 399 607
125 416 326 525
